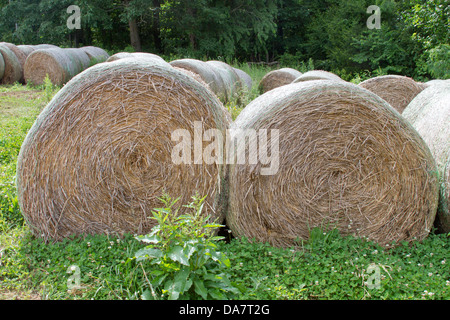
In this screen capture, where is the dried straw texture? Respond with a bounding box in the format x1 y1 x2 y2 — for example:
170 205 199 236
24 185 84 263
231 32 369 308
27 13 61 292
292 70 343 83
227 81 439 248
170 59 226 101
358 75 426 114
0 44 22 84
64 48 91 71
259 68 303 93
24 48 86 86
106 52 165 63
16 59 230 241
0 42 27 69
426 79 449 86
233 67 252 91
402 83 450 233
80 46 110 63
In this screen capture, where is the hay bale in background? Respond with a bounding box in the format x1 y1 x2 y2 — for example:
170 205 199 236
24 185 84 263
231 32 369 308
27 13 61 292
403 83 450 233
32 44 59 50
17 45 36 57
106 52 165 63
258 67 302 93
0 52 4 81
227 80 439 247
80 46 110 63
17 59 231 241
233 67 253 91
0 44 23 84
64 48 91 72
292 70 344 83
170 59 226 101
207 60 242 102
358 75 426 114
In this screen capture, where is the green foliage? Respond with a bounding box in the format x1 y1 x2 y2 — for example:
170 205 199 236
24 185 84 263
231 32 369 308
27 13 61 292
425 44 450 80
133 193 240 300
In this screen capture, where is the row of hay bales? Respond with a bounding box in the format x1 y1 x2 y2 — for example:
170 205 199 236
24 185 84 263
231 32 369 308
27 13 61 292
0 42 110 86
15 57 449 249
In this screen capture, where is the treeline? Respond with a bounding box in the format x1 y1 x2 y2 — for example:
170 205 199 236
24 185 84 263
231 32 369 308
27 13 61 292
0 0 448 80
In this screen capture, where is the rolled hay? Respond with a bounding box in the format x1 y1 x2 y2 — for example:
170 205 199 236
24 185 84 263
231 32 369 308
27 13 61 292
31 44 59 50
259 68 303 93
0 44 23 84
358 75 426 114
402 83 450 233
106 52 165 63
64 48 91 71
0 52 4 81
233 67 253 91
17 45 36 57
80 46 110 64
207 60 242 100
227 80 439 248
292 70 344 83
170 59 226 101
16 59 231 241
24 47 87 86
426 79 449 86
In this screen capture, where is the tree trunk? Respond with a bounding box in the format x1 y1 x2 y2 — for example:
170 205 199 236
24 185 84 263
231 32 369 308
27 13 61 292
129 19 142 52
152 0 162 53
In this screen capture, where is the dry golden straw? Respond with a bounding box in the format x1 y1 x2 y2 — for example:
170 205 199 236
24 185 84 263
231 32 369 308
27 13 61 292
227 80 439 248
403 82 450 233
259 67 302 93
0 44 22 84
24 47 89 86
17 59 231 241
358 75 426 114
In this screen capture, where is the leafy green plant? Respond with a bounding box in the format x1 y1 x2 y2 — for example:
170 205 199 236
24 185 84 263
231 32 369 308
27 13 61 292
133 193 240 300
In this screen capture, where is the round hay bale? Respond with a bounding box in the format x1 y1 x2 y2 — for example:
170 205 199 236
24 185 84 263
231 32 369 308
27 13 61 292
170 59 225 101
259 68 303 93
403 83 450 233
358 75 426 114
227 80 439 248
0 52 4 81
64 48 91 71
16 59 230 241
426 79 449 86
24 48 85 86
207 61 241 102
80 46 110 63
32 44 59 50
292 70 343 83
0 42 27 69
233 67 253 91
0 44 23 84
106 52 165 63
17 45 36 57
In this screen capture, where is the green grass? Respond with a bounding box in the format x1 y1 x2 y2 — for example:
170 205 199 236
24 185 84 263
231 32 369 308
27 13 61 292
0 72 449 300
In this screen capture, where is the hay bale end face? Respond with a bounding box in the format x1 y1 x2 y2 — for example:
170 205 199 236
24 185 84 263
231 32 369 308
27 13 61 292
403 82 450 233
227 81 439 247
17 59 230 241
0 44 23 84
24 48 85 86
259 68 303 93
80 46 110 64
292 70 344 83
358 75 426 114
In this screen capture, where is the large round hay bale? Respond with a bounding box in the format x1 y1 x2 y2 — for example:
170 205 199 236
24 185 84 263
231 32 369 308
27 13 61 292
0 44 22 84
358 75 426 114
227 80 439 247
0 53 4 81
17 45 36 57
207 61 242 102
259 68 303 93
402 83 450 233
106 52 165 63
0 42 27 69
32 44 59 50
292 70 343 83
233 67 253 91
24 48 86 86
16 59 230 241
64 48 91 71
426 79 449 86
80 46 110 63
170 59 225 101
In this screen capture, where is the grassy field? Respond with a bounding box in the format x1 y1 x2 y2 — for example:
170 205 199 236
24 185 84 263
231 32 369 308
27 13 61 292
0 67 448 300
